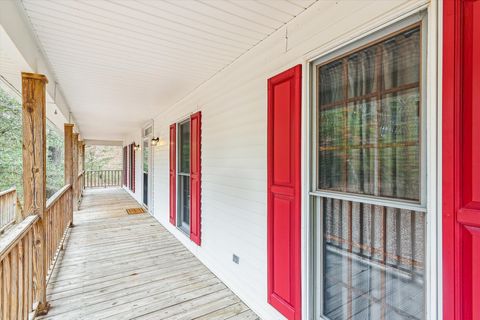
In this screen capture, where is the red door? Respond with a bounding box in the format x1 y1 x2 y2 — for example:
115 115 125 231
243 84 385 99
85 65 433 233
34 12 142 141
267 65 302 320
443 0 480 318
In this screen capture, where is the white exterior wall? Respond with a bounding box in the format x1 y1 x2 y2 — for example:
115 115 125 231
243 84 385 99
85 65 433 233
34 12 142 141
123 1 432 319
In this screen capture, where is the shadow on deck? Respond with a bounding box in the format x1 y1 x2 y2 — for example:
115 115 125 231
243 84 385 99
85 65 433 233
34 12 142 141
39 188 259 320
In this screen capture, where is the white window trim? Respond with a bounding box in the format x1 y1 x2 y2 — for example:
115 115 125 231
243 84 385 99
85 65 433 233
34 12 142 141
303 8 440 320
141 121 154 214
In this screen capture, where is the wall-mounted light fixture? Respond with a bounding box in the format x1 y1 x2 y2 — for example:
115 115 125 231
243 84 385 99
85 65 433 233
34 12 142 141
133 143 140 151
151 137 160 146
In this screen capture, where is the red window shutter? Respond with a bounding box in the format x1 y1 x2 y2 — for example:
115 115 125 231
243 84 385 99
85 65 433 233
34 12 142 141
190 112 202 245
123 146 127 186
443 1 480 318
129 144 132 190
267 65 302 320
127 145 130 188
169 124 177 225
128 144 131 189
132 144 135 193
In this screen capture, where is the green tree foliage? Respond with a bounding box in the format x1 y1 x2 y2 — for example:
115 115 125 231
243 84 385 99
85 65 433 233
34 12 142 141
46 123 64 198
0 85 23 199
0 85 65 200
85 145 122 171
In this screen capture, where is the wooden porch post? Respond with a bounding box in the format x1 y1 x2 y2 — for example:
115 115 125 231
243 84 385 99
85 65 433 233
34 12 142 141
72 133 79 210
64 124 74 186
79 140 85 176
21 72 50 314
64 123 74 225
80 141 85 193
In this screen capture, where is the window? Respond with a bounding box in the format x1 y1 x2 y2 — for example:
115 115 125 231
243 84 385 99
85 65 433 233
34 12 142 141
142 124 153 208
311 24 426 320
177 119 191 234
170 112 201 245
142 138 149 207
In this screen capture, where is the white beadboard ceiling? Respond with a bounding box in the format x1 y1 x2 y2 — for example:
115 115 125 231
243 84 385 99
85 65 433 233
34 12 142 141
20 0 316 140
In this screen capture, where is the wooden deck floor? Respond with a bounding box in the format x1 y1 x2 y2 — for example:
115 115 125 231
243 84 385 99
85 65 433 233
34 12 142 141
39 188 259 320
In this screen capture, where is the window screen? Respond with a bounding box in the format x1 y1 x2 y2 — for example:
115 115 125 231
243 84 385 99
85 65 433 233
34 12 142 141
317 27 421 201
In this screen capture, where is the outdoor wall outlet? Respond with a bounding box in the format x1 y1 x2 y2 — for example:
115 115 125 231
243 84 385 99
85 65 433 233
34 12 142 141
232 254 240 264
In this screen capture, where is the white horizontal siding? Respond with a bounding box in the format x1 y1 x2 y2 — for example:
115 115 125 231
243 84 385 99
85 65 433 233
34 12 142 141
124 1 430 319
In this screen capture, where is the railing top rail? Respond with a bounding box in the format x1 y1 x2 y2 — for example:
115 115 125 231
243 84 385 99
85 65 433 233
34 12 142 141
0 214 38 261
46 184 72 210
78 170 85 177
86 169 122 172
0 187 16 197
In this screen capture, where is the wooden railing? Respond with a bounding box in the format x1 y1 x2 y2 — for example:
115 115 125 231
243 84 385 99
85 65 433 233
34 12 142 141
85 170 122 188
0 188 19 233
45 185 73 274
0 214 39 319
0 184 73 319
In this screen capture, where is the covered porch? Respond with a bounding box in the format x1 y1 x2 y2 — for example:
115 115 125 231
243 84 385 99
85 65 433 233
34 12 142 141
0 68 258 319
2 0 477 319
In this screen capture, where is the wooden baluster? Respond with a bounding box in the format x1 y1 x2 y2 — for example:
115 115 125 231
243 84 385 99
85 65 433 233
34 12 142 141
27 230 33 314
3 254 10 319
0 260 3 317
11 247 18 318
18 238 24 319
1 198 3 230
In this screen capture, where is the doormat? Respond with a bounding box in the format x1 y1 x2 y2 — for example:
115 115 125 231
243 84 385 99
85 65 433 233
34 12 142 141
126 207 146 214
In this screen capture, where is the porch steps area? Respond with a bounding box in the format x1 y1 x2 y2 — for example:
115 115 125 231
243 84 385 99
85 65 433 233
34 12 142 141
38 188 259 320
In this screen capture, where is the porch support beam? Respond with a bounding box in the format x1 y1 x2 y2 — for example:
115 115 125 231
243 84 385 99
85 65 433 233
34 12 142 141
79 140 85 174
78 140 85 200
64 123 74 225
21 72 50 315
64 124 74 186
73 133 79 210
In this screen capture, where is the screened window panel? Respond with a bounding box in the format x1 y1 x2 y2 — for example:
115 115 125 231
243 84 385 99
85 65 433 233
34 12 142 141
178 120 191 233
143 139 149 173
317 27 421 201
179 175 190 227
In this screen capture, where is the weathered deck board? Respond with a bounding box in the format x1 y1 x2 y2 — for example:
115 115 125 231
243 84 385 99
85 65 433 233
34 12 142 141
38 188 259 320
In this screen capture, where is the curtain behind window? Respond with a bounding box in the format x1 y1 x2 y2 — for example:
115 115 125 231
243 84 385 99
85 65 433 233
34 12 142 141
318 27 421 201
